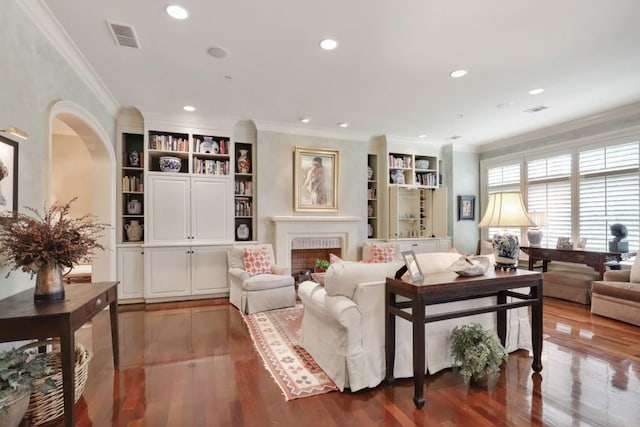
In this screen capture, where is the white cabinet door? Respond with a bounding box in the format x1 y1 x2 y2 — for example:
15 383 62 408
116 246 144 300
145 246 191 299
191 246 230 295
147 174 190 244
191 177 232 243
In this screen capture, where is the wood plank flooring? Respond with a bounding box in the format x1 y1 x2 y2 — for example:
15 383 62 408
39 297 640 426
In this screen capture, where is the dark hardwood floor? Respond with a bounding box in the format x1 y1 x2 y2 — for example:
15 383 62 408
40 297 640 426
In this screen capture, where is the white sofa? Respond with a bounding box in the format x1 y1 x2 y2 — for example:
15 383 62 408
298 252 533 391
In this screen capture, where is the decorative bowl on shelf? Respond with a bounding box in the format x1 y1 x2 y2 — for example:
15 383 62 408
159 156 181 173
415 160 430 169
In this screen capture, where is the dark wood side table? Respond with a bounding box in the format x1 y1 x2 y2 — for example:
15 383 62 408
520 246 621 280
0 282 120 427
385 269 543 409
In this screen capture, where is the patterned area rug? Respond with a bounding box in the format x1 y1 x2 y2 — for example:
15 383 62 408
242 305 338 400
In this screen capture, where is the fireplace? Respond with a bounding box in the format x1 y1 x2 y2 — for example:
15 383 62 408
290 238 342 282
271 216 360 273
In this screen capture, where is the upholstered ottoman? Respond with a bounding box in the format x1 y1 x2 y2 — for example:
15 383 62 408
542 263 599 305
591 276 640 326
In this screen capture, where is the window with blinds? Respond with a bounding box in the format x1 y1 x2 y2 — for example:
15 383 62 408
527 154 572 248
486 162 521 239
579 142 639 252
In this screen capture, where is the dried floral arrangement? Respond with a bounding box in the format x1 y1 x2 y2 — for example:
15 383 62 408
0 198 108 278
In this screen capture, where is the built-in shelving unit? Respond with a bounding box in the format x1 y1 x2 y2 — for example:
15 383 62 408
121 132 145 243
234 141 254 241
367 154 378 238
388 152 438 188
192 134 231 176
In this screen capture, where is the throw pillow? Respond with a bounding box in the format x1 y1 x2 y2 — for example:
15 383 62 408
370 243 396 263
242 246 272 276
329 253 343 264
630 251 640 283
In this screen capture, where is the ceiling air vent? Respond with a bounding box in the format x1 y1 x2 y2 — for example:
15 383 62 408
524 105 549 113
107 20 140 48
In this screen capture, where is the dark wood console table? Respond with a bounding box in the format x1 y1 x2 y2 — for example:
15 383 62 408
520 246 621 280
385 269 543 409
0 282 120 427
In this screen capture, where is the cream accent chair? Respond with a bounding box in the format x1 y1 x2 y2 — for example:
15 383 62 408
591 252 640 326
298 252 532 391
227 244 295 314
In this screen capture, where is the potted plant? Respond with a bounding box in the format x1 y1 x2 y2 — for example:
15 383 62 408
314 259 330 273
450 323 507 387
0 347 56 427
0 198 108 302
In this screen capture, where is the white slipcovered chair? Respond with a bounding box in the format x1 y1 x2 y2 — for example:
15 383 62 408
227 244 296 314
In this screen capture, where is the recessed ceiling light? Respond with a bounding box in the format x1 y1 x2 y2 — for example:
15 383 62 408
207 46 229 59
320 39 338 50
300 118 310 124
418 134 428 139
338 122 348 128
166 5 188 20
450 69 468 78
528 88 545 95
183 105 195 112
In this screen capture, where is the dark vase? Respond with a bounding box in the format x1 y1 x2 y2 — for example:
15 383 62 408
34 263 65 302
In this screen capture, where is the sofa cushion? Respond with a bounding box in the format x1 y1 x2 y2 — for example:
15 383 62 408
629 251 640 283
242 273 294 291
324 260 404 299
592 280 640 304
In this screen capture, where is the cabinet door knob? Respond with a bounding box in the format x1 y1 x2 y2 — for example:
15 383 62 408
95 298 102 307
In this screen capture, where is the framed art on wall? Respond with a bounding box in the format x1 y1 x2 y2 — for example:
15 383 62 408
457 195 475 221
294 146 339 212
0 135 18 214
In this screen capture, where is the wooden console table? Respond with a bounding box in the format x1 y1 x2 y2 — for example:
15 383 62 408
0 282 120 427
385 269 543 409
520 246 621 280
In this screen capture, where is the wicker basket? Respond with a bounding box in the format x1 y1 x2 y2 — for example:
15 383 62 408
19 340 92 426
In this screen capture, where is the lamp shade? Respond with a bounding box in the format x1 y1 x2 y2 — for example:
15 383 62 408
478 192 535 228
528 211 547 227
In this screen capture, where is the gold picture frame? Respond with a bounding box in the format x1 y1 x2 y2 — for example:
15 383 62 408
294 146 339 212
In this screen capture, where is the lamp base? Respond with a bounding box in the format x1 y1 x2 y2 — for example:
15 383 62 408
492 231 520 268
527 228 543 247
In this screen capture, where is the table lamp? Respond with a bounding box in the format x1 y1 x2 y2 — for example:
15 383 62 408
526 211 547 247
478 192 535 270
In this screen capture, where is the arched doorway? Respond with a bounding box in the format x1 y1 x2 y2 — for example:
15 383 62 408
46 100 116 282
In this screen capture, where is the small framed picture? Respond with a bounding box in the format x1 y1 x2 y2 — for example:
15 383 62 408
0 135 18 214
458 195 475 221
402 251 424 283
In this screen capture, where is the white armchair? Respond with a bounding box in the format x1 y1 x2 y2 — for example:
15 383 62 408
227 244 296 314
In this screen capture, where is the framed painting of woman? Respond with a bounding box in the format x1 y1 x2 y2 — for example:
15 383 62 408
294 147 339 212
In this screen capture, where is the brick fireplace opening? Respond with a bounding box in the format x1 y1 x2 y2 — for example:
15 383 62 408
291 247 342 282
290 237 341 283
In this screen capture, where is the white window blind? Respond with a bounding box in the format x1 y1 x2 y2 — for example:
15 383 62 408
486 163 521 239
527 154 572 248
579 142 639 252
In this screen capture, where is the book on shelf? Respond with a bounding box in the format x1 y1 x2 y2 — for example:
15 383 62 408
149 134 188 152
235 197 252 216
122 175 144 192
193 158 230 175
389 154 412 169
235 180 252 196
416 173 437 186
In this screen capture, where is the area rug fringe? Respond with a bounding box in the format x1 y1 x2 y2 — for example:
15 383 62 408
242 304 338 401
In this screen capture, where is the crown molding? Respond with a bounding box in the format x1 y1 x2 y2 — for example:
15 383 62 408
478 100 640 153
253 119 372 142
17 0 120 116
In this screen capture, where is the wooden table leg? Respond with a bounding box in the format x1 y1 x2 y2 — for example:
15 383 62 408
60 324 75 427
385 288 396 385
412 295 426 409
531 283 544 373
497 291 507 346
109 299 120 369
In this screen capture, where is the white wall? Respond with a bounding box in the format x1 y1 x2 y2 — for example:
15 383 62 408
0 1 116 299
256 130 368 246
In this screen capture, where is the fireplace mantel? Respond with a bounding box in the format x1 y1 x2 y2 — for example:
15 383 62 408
271 216 360 267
